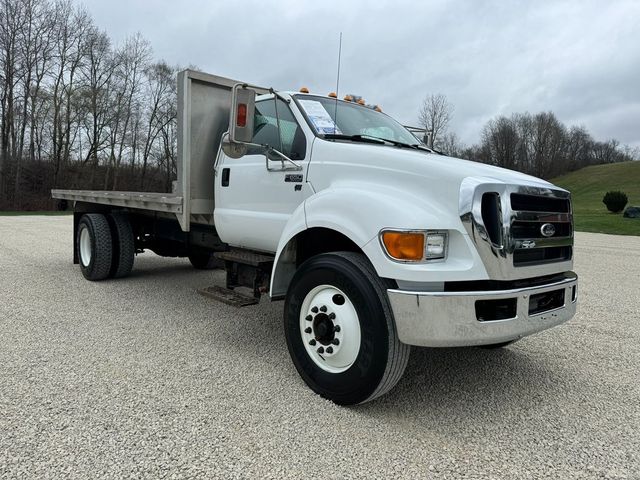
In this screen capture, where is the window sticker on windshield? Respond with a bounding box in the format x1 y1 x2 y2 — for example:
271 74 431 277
298 100 342 135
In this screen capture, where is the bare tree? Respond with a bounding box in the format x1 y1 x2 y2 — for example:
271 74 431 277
418 93 453 148
105 33 151 190
0 0 28 200
439 132 465 158
50 1 91 187
481 116 519 170
139 60 175 189
13 0 55 206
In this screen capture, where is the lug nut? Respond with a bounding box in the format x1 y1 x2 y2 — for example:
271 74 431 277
326 346 334 354
311 306 318 313
317 347 324 354
305 315 312 321
309 339 316 346
328 312 336 320
304 327 312 334
332 338 340 345
320 305 327 312
333 325 341 332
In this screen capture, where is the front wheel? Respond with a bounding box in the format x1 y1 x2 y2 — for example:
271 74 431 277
284 252 410 405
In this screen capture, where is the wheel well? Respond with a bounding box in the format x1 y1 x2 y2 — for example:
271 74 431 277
271 227 365 299
295 228 362 266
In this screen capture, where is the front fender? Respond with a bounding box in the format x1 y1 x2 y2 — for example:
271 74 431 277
270 184 489 298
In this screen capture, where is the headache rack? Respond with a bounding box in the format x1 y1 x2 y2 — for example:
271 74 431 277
460 179 574 281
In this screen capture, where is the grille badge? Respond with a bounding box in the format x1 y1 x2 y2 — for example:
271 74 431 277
540 223 556 237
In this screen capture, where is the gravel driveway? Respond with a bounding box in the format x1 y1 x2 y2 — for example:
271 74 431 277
1 216 638 479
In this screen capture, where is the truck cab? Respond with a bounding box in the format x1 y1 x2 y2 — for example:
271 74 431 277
53 70 577 405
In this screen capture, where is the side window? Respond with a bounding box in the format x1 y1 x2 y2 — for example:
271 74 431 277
248 99 306 160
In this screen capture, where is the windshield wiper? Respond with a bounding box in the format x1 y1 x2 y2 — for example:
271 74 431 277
322 134 385 145
323 133 442 154
362 135 433 151
356 134 440 153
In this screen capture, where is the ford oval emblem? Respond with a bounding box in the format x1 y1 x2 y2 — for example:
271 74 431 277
540 223 556 237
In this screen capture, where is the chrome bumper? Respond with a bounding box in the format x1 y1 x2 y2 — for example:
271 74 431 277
387 274 578 347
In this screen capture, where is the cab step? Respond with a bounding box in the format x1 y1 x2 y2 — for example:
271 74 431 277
215 250 275 268
198 285 260 307
213 249 275 301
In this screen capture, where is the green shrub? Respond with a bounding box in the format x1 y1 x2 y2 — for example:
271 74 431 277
602 191 628 213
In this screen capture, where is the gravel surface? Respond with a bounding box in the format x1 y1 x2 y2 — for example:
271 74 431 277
0 216 638 479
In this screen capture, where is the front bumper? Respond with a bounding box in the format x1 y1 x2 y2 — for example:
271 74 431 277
387 273 578 347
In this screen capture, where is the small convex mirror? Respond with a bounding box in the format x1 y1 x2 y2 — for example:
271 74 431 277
221 132 247 159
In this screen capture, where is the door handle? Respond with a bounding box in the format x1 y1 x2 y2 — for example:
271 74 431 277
221 168 230 187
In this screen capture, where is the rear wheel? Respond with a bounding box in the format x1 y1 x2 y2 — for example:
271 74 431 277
108 213 135 278
77 214 113 281
284 252 410 405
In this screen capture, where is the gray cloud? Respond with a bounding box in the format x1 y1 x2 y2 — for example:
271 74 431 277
84 0 640 147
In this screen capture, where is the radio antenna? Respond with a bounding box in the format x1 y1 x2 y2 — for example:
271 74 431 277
333 32 342 134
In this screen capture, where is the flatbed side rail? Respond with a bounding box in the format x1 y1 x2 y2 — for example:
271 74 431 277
51 189 183 214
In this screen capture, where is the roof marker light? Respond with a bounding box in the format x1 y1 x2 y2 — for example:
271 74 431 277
328 92 337 98
299 87 309 93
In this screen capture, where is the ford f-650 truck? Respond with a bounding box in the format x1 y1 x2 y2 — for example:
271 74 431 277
53 69 578 405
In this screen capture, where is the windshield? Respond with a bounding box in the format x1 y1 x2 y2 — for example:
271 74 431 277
294 95 420 145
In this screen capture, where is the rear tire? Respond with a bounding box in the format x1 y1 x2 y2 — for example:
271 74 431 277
77 214 113 281
108 213 135 278
188 252 222 270
284 252 410 405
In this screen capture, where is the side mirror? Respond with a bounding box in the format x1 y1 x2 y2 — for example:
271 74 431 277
229 84 256 144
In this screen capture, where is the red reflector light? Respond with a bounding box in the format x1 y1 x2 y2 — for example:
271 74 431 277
237 103 247 127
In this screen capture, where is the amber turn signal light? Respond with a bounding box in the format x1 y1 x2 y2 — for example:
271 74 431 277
381 231 425 261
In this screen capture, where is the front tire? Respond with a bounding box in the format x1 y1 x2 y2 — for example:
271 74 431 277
77 214 113 281
284 252 410 405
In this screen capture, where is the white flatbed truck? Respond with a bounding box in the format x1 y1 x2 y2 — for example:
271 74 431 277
53 69 578 405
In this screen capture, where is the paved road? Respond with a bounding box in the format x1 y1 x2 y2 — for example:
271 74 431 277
0 216 638 479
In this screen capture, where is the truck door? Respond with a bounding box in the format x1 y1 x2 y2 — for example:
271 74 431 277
214 96 310 252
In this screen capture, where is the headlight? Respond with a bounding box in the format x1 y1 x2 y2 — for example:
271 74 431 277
380 230 448 262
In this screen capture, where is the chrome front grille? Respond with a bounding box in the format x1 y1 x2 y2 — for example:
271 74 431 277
460 178 574 280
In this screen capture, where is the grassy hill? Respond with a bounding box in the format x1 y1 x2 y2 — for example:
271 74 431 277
551 161 640 236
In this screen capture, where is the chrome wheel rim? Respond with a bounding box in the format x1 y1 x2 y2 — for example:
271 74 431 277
299 285 360 373
79 226 92 267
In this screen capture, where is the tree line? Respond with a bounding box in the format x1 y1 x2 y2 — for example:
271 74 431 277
0 0 178 210
2 0 637 211
420 94 639 179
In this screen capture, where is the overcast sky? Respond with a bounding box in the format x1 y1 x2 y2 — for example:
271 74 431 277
82 0 640 148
